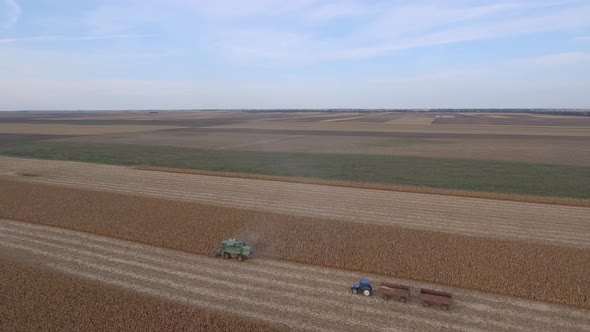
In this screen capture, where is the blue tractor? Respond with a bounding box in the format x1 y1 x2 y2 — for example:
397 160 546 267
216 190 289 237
351 279 373 296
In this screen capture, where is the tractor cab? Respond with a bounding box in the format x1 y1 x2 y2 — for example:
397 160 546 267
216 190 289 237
210 239 253 262
222 239 245 248
351 279 373 296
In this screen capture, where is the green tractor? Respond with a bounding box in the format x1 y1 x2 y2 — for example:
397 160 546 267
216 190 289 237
209 239 253 262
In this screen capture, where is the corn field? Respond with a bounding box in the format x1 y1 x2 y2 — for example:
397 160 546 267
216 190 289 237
0 257 284 331
1 179 588 309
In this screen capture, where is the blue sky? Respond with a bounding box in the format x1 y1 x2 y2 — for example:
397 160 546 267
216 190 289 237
1 0 589 110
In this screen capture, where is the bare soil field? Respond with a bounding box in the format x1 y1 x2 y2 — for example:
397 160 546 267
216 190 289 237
207 122 590 137
432 113 590 126
1 219 589 331
1 179 589 309
0 123 182 135
184 127 590 140
1 157 587 248
55 129 590 166
384 114 437 125
0 133 76 144
268 113 365 122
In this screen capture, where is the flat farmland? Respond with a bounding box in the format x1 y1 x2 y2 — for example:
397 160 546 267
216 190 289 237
1 156 588 248
432 113 590 126
2 111 590 329
1 219 589 331
52 129 590 166
4 143 589 198
208 121 590 137
0 123 183 135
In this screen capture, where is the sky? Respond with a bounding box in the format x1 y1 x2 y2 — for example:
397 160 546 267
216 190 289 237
1 0 590 110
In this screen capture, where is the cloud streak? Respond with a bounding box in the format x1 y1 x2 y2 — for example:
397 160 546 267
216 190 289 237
219 2 590 64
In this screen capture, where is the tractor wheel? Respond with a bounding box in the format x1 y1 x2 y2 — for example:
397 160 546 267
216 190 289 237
399 297 407 303
223 252 230 260
237 255 245 262
351 289 358 295
441 304 449 311
363 289 371 296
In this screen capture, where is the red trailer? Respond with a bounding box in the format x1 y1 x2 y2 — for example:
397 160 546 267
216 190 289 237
419 288 452 310
377 282 411 303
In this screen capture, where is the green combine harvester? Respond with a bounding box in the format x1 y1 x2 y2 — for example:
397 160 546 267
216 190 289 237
209 239 253 262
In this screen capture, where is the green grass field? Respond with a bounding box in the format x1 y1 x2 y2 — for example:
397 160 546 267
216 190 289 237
2 141 589 198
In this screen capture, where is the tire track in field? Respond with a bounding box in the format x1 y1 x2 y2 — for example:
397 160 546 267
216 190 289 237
1 219 589 332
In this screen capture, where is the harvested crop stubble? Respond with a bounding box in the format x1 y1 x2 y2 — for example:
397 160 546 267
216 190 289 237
0 257 284 331
137 166 590 207
1 179 588 309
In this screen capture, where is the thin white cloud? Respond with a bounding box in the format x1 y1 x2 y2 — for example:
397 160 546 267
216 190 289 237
0 0 21 29
518 52 590 67
218 2 590 64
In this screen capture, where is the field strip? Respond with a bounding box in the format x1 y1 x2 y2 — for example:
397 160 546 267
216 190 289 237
3 235 489 332
205 123 590 136
1 219 589 332
23 165 590 224
5 162 590 235
21 174 589 236
0 236 473 331
2 157 588 230
1 157 589 248
8 173 590 247
0 238 570 332
2 218 588 323
0 224 585 330
0 238 390 332
3 156 588 227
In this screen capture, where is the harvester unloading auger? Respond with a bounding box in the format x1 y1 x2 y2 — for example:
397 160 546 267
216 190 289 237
209 239 253 262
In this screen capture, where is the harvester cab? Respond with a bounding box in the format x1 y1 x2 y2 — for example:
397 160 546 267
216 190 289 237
351 279 373 296
209 239 253 262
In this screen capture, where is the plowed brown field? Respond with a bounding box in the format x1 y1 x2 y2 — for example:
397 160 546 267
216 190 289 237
1 156 588 248
1 180 589 309
1 219 589 332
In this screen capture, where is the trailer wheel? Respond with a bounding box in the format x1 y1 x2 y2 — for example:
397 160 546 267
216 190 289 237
352 289 358 295
363 289 371 296
381 295 389 301
399 297 407 303
223 252 230 259
422 301 430 307
441 304 449 311
237 255 245 262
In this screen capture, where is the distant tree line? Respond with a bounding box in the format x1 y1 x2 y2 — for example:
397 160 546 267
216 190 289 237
244 109 590 116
